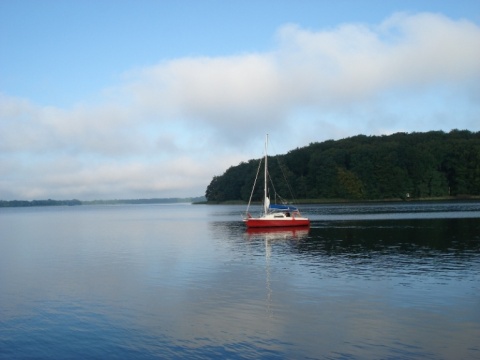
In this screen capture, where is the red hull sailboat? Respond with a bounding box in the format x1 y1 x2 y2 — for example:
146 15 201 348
244 135 310 228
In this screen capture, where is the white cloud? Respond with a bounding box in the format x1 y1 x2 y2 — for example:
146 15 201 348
276 12 480 102
1 12 479 199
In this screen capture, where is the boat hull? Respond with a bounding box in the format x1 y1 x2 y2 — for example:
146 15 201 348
244 217 310 228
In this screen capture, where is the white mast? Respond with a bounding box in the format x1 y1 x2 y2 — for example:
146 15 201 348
264 134 269 215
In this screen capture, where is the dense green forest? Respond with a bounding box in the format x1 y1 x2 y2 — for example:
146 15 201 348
205 130 480 202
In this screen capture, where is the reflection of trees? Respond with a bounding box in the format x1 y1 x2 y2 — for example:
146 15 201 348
298 218 480 257
208 217 480 276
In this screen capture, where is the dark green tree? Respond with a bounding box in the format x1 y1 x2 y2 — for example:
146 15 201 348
205 130 480 202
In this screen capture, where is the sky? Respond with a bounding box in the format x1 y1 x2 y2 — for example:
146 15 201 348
1 0 480 200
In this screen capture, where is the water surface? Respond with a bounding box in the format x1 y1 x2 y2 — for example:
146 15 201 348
1 202 479 359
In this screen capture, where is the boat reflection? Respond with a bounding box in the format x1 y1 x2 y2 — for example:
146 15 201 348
245 226 310 319
245 226 310 241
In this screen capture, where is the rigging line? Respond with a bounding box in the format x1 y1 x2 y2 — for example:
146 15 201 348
246 157 263 214
266 141 281 204
267 170 276 201
276 156 299 204
266 139 298 204
267 170 281 204
267 168 289 205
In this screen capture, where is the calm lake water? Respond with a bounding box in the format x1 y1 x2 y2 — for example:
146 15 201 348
1 202 479 359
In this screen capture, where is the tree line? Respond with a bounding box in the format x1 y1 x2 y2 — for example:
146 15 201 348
205 130 480 202
0 197 206 207
0 199 82 207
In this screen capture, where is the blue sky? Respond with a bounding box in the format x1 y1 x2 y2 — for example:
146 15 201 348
1 0 479 200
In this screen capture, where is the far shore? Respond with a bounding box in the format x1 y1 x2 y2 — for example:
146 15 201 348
2 195 479 208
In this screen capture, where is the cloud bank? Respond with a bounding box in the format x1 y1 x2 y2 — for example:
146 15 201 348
1 12 479 200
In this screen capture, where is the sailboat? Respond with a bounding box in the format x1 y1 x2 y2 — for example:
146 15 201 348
243 135 310 228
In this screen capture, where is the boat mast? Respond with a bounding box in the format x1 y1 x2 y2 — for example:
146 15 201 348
264 134 268 215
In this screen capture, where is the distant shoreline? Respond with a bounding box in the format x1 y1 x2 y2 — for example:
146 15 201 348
2 195 479 208
0 197 206 208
